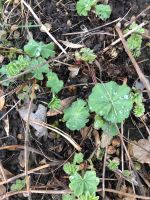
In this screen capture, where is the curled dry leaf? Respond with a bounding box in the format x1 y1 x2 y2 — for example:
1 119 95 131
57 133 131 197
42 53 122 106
132 139 150 164
0 89 5 111
47 96 76 116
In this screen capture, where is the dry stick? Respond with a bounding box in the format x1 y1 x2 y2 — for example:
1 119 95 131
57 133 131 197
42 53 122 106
0 163 50 186
31 121 81 151
102 21 147 53
24 82 36 198
115 25 150 98
102 145 108 198
22 0 67 54
1 188 150 200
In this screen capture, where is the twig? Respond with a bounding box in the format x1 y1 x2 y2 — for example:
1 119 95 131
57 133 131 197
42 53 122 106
31 121 81 151
115 25 150 97
1 188 150 200
102 21 147 53
24 81 36 198
0 164 51 186
21 0 67 54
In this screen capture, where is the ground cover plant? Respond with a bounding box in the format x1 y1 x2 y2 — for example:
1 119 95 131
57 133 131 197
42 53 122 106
0 0 150 200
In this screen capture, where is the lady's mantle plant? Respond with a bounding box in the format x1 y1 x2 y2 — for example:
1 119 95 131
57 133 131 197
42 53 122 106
63 81 145 136
62 153 100 200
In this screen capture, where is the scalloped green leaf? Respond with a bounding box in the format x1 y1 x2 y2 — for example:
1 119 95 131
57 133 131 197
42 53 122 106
24 39 55 59
69 171 99 196
30 57 49 80
88 81 133 123
63 99 90 131
95 4 112 21
76 0 96 16
73 153 84 164
46 71 64 93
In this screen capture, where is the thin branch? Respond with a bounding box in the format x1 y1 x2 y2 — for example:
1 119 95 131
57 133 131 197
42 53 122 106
102 21 147 53
21 0 67 54
115 25 150 97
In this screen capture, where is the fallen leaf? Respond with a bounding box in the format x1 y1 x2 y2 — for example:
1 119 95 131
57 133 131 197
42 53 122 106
132 139 150 164
18 103 48 137
0 89 5 110
47 96 76 116
100 133 112 148
60 40 84 49
68 66 80 78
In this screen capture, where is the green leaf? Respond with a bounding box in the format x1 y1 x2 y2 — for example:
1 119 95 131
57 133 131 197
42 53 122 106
10 179 26 191
6 55 30 77
73 153 84 164
102 121 119 136
24 39 55 58
30 57 49 80
95 4 112 21
127 34 142 57
69 171 99 196
46 71 64 93
63 99 90 131
88 81 133 123
133 103 145 117
76 0 96 16
107 159 119 171
75 48 96 64
62 194 76 200
48 95 61 110
124 23 144 58
63 162 78 175
94 115 104 129
80 192 99 200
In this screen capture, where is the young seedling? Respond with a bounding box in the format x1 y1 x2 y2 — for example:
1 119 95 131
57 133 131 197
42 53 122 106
75 48 97 64
125 23 145 57
10 179 26 191
76 0 112 21
63 153 99 200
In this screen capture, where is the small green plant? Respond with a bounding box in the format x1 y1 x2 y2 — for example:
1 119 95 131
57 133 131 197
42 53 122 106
10 179 26 191
76 0 96 16
63 99 90 131
76 0 112 20
131 88 145 117
95 4 112 21
107 159 120 171
0 38 64 94
48 94 61 110
75 48 97 64
88 81 133 123
24 39 55 58
63 153 99 200
125 23 145 57
46 71 64 93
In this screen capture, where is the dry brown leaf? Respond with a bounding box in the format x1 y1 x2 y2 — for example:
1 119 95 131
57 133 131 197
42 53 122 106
60 40 84 49
68 66 80 78
132 139 150 164
47 96 76 116
100 133 112 148
0 89 5 110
